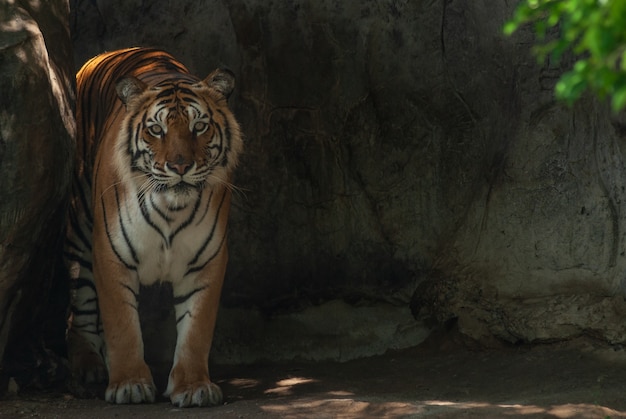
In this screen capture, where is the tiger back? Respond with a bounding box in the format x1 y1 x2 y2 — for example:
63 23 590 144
65 47 243 407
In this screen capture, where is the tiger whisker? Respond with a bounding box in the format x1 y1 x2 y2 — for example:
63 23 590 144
206 173 248 200
100 172 151 200
136 176 158 202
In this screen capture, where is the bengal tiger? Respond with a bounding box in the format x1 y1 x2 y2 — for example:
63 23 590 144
64 47 243 407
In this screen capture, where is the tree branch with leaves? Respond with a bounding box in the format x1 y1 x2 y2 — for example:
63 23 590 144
505 0 626 112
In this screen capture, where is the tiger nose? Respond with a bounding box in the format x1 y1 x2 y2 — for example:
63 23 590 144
166 159 192 175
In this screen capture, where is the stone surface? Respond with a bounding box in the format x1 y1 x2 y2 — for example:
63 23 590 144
213 301 430 364
0 0 75 387
70 0 626 362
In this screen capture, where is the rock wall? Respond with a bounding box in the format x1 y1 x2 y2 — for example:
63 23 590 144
70 0 626 362
0 0 75 387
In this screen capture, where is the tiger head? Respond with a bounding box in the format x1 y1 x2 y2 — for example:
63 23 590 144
114 69 242 196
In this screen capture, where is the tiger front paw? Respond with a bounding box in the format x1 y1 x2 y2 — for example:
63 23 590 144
167 381 223 407
66 328 108 397
105 379 156 404
69 351 107 384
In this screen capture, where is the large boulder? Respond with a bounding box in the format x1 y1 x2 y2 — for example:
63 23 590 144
71 0 626 363
0 0 75 390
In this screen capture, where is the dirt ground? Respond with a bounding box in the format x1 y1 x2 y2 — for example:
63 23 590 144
2 333 626 418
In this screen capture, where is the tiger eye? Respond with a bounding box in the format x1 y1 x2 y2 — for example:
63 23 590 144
193 121 208 133
148 124 163 137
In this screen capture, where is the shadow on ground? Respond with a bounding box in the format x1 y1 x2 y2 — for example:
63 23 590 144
2 334 626 418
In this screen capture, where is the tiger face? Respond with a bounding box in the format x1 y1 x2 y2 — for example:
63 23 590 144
115 70 239 197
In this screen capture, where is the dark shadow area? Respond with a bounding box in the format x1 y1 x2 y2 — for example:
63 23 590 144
2 333 626 418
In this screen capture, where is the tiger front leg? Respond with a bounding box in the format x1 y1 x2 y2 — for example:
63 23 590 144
66 260 108 386
165 247 227 407
93 251 156 404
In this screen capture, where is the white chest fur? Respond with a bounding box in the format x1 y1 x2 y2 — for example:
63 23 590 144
108 185 227 285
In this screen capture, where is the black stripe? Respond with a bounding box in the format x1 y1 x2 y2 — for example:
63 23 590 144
124 115 138 161
194 190 213 226
150 193 173 223
185 190 228 274
75 172 94 225
176 311 192 324
199 97 214 119
68 203 92 252
71 324 102 335
187 189 227 266
156 88 176 98
176 87 195 96
72 309 99 316
169 191 203 243
120 283 139 301
83 297 98 305
139 193 168 246
115 185 140 265
71 278 97 292
182 96 199 104
114 185 139 265
217 108 232 149
66 221 91 254
132 121 143 163
172 286 207 305
185 232 227 275
63 246 81 256
102 192 137 271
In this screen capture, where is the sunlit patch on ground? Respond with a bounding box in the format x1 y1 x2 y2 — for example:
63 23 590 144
259 399 626 418
225 378 261 389
264 377 319 395
420 400 624 418
255 398 626 419
261 398 420 418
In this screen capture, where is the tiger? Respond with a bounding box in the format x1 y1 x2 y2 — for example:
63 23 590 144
64 47 243 407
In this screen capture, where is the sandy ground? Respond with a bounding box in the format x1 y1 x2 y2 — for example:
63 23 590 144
2 334 626 418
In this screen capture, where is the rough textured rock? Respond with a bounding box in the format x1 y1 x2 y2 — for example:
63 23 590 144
0 0 75 389
70 0 626 363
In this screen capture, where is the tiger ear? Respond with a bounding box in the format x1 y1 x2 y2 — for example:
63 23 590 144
204 68 235 99
116 77 147 105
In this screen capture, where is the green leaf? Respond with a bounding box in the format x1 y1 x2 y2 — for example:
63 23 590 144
555 70 588 105
504 0 626 111
611 85 626 112
585 26 616 56
503 22 516 35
